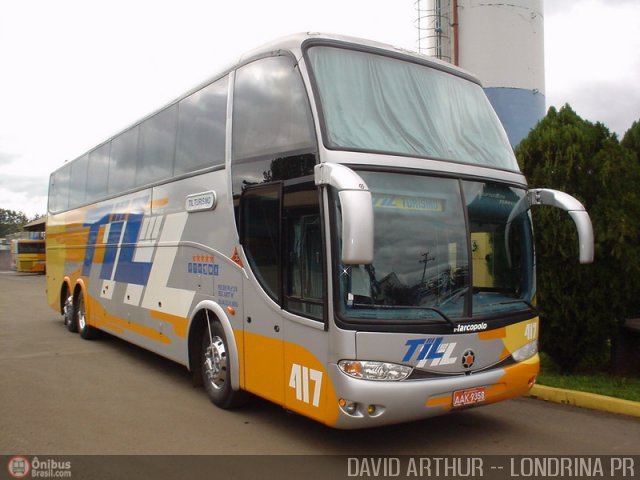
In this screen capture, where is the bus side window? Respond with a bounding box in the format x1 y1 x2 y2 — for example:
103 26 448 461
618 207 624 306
284 185 324 321
240 180 325 321
68 154 88 208
87 143 110 203
240 183 282 303
52 163 71 212
137 104 178 186
175 75 228 174
231 55 317 198
109 126 139 195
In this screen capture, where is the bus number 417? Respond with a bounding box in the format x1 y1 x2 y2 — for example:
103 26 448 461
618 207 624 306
289 364 323 407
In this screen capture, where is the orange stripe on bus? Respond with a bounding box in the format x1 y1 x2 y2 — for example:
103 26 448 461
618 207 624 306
150 198 169 209
478 327 506 340
483 355 539 405
150 310 188 338
425 395 453 410
88 295 171 345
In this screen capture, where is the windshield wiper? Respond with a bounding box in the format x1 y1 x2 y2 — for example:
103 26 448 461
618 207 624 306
417 306 456 327
436 286 469 307
351 303 456 327
476 299 538 312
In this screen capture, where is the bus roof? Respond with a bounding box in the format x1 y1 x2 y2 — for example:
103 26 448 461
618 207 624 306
237 32 478 82
51 32 481 177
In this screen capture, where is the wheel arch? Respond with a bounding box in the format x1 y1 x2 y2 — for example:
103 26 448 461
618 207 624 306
187 300 241 391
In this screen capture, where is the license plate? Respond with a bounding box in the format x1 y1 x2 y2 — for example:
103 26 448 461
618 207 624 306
452 387 486 407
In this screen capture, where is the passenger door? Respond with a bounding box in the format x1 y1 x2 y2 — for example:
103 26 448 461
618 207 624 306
240 183 285 405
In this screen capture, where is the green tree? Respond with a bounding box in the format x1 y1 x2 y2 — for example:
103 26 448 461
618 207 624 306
622 119 640 161
621 118 640 316
0 208 29 237
516 105 640 372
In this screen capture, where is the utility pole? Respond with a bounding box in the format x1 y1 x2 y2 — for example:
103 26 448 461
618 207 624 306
420 251 434 285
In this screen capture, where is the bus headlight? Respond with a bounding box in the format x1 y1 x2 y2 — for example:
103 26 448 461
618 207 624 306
338 360 412 381
511 341 538 362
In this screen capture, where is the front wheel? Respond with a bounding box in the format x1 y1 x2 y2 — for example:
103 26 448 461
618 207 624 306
201 320 247 409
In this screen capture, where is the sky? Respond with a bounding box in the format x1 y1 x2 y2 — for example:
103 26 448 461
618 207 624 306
1 0 639 219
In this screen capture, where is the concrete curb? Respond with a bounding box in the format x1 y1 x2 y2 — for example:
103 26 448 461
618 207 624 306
528 384 640 418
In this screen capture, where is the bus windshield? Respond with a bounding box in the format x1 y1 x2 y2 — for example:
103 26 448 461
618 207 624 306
335 171 535 323
17 241 45 254
307 45 518 171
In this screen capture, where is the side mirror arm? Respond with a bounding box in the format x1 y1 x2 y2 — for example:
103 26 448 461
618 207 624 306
528 189 595 264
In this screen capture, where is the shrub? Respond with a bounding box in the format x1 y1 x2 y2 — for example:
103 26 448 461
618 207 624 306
516 106 640 372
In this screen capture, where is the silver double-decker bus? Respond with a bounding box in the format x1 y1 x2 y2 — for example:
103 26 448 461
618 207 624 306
47 33 593 428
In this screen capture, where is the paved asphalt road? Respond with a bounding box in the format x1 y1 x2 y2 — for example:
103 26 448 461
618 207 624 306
1 273 638 463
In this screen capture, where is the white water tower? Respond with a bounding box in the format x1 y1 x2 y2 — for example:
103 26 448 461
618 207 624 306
416 0 545 146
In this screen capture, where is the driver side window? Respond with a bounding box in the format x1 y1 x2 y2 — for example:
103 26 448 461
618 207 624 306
240 180 325 322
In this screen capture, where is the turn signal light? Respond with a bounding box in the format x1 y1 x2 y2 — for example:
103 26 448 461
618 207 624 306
338 360 412 381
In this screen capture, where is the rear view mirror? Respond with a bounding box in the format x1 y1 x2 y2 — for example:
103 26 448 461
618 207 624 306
314 163 374 265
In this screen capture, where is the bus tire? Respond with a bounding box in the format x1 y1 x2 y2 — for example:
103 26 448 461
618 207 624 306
77 291 99 340
201 320 247 409
65 293 79 333
63 294 75 331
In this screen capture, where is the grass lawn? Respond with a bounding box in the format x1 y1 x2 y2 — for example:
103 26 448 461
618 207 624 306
536 353 640 403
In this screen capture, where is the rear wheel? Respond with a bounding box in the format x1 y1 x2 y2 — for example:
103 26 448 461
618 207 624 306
65 293 78 333
201 320 247 409
77 291 99 340
63 294 74 330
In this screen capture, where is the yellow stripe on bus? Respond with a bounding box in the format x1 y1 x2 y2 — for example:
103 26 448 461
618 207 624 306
88 295 172 345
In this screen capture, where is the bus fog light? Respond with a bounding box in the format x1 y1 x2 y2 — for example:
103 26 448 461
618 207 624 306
339 398 359 415
367 404 386 417
338 360 412 381
511 341 538 362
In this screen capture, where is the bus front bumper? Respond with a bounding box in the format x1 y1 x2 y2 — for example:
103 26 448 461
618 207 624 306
327 354 539 429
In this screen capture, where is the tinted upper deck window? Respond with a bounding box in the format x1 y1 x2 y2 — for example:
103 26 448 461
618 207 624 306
232 56 314 162
175 76 228 174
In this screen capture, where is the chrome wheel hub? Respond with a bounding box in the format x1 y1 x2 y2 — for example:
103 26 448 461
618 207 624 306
78 309 86 330
77 297 85 330
204 336 227 390
63 296 73 326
